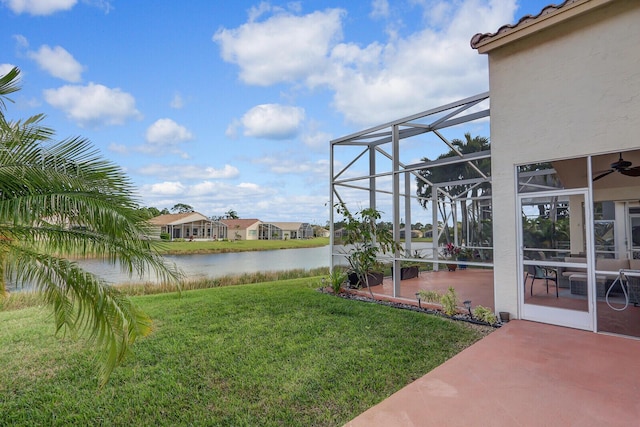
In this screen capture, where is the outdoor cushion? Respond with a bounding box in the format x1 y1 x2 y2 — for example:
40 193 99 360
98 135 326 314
561 257 587 277
595 258 629 272
628 259 640 270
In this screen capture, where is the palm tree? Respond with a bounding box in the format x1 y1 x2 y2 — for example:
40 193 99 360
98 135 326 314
416 133 491 247
225 209 238 219
0 67 182 385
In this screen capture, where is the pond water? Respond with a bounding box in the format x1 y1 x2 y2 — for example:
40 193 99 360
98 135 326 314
7 241 434 290
75 246 333 285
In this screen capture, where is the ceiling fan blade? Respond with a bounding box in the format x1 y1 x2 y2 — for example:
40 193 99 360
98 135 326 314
620 166 640 177
593 170 615 181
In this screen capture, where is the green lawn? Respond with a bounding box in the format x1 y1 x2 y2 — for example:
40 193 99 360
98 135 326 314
152 237 329 254
0 279 487 426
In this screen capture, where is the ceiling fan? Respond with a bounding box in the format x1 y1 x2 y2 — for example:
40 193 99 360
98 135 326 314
593 153 640 181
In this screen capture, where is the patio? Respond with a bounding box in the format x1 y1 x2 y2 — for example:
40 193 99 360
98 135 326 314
345 319 640 426
353 268 495 312
352 267 640 338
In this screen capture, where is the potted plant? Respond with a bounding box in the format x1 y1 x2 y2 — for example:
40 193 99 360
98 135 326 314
393 249 423 280
399 261 420 280
335 203 400 296
457 246 473 270
441 242 461 271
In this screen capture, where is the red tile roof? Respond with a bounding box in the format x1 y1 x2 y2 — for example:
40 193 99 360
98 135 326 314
470 0 578 49
220 219 261 230
148 212 209 226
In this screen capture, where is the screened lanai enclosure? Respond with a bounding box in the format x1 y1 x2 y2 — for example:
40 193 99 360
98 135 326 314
330 92 494 303
330 91 640 338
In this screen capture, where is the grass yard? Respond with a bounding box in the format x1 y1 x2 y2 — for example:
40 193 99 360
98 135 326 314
0 279 487 426
152 237 329 254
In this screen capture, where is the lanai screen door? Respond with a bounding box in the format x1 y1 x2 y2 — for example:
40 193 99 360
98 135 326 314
518 189 594 331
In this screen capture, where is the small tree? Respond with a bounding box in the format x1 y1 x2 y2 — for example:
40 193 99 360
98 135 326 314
335 203 400 296
171 203 194 213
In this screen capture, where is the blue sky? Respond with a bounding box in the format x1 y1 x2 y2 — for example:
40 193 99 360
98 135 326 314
1 0 549 224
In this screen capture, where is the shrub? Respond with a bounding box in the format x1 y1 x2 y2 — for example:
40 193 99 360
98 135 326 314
472 305 498 324
440 287 458 316
416 289 441 303
326 269 347 293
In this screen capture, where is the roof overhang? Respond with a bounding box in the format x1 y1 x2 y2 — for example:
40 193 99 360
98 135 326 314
471 0 616 54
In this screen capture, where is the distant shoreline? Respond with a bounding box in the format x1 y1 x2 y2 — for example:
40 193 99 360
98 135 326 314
151 237 330 255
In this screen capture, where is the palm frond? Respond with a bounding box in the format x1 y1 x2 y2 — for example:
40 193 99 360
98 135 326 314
0 67 184 385
0 67 21 112
2 244 153 385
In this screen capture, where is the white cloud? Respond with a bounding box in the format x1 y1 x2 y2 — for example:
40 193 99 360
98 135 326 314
1 0 112 15
82 0 113 14
170 92 184 109
301 131 331 150
241 104 304 139
255 157 329 176
137 176 328 221
216 0 517 127
143 181 185 196
214 8 345 86
108 142 129 155
225 119 240 139
139 180 278 214
247 1 272 22
27 45 84 82
2 0 77 15
370 0 389 19
12 34 29 49
145 118 193 145
137 164 239 180
317 0 516 125
301 121 332 150
43 82 141 127
0 63 17 77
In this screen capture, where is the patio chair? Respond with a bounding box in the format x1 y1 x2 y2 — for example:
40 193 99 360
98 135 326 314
526 264 558 297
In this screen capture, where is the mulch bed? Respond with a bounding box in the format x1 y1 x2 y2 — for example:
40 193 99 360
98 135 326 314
318 287 500 335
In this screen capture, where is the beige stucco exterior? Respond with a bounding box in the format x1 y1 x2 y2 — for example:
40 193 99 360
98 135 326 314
479 0 640 317
221 219 262 240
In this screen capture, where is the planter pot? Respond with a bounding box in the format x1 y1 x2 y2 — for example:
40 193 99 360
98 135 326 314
392 266 420 280
499 312 510 323
457 256 468 270
446 263 457 272
348 271 384 288
401 266 419 280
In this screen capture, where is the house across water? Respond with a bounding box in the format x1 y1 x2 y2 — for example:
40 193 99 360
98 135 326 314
148 213 316 241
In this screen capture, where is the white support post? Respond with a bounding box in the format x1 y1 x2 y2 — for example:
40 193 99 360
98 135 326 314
405 171 412 255
369 145 376 210
392 125 401 297
453 201 458 246
432 185 439 271
329 140 335 272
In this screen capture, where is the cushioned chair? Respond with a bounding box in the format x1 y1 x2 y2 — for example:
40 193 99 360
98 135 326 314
526 265 558 297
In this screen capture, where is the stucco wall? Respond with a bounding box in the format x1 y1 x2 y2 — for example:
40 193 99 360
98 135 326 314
487 1 640 316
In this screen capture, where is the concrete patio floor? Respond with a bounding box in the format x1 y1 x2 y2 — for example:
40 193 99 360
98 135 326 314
356 268 640 337
345 320 640 426
355 268 495 311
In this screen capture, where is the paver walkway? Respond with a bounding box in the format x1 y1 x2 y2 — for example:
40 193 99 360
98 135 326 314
345 320 640 426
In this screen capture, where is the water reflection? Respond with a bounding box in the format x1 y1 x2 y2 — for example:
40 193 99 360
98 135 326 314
58 246 329 287
7 242 434 291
